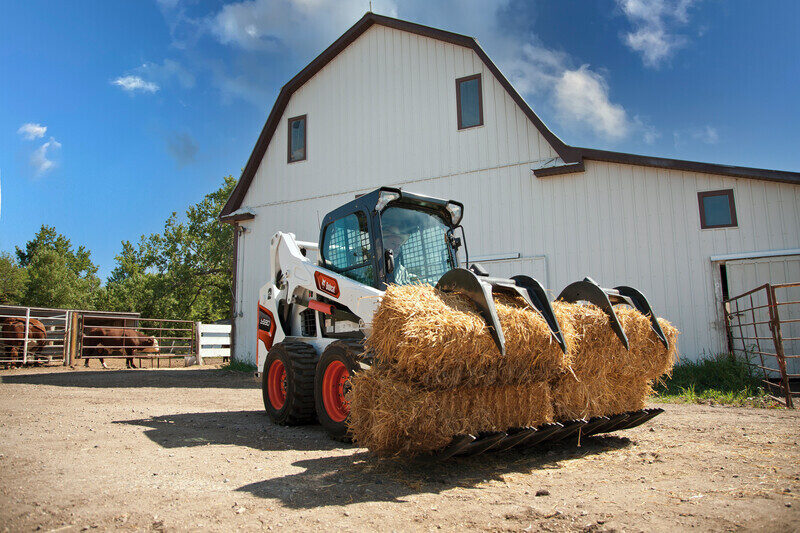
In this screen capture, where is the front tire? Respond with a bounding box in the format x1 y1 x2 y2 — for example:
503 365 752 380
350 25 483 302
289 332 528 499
314 340 364 441
262 341 318 425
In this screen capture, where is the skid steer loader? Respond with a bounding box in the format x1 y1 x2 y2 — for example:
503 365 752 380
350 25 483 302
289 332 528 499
256 187 668 458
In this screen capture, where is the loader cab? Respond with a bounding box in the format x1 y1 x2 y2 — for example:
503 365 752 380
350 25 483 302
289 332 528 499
318 187 464 290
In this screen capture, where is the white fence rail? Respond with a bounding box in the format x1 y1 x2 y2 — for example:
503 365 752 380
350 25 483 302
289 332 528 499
1 306 70 365
196 323 231 363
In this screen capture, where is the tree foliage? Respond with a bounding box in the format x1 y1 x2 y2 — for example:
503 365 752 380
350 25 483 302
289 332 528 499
2 176 236 322
0 252 28 305
104 176 236 321
14 226 101 309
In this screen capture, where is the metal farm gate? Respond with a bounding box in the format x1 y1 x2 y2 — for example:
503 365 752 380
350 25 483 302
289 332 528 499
78 314 197 367
724 282 800 408
0 305 71 366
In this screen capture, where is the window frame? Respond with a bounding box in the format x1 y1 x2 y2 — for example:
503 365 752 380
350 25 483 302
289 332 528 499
697 189 738 229
287 114 307 163
455 74 484 130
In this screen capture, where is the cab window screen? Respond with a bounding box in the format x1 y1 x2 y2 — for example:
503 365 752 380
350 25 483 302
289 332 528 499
321 212 374 285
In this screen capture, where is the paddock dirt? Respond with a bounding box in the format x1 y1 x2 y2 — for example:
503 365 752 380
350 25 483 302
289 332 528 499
0 365 798 532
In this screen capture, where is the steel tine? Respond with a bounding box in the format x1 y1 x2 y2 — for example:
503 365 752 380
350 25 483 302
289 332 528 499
620 408 664 431
436 268 506 355
558 277 630 349
614 286 669 349
580 416 611 437
510 275 568 353
431 434 476 461
522 422 564 448
456 432 507 456
492 428 537 452
588 413 627 435
548 419 587 444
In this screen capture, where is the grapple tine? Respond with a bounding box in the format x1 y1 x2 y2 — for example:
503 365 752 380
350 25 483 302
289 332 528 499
548 419 587 444
558 277 630 349
436 268 506 355
521 422 563 448
510 275 568 353
614 286 669 349
492 428 537 452
456 432 507 456
431 434 476 461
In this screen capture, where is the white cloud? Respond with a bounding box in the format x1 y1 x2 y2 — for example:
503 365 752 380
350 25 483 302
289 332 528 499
617 0 696 67
138 59 195 89
17 123 47 140
112 75 160 93
30 137 61 176
209 0 398 53
553 66 630 140
693 125 718 144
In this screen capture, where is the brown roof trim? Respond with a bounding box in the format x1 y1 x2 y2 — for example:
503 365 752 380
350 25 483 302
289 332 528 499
576 148 800 185
533 160 585 178
220 12 575 217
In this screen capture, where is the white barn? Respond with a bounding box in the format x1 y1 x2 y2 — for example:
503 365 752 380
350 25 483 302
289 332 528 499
220 13 800 366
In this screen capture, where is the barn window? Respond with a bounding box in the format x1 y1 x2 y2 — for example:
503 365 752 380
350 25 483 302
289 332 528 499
698 189 737 229
456 74 483 129
287 115 306 163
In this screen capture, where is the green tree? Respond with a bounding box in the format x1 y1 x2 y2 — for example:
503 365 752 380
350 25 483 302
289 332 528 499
0 252 28 305
16 225 101 309
105 176 236 321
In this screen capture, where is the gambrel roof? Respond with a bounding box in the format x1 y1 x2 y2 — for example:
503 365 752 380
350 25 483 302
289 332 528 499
221 12 800 219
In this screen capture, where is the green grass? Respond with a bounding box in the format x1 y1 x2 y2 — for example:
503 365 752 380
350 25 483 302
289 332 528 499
652 353 781 408
219 359 257 373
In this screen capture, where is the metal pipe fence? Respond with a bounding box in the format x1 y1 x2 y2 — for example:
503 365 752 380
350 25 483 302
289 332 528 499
0 306 71 365
79 314 197 368
724 282 800 408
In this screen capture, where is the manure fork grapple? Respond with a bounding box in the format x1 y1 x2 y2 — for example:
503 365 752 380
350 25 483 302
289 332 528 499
254 187 668 457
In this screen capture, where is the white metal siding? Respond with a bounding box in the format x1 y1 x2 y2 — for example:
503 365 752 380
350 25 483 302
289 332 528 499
230 25 800 365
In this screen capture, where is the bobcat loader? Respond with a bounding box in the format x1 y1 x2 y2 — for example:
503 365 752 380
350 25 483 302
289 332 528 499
255 187 668 457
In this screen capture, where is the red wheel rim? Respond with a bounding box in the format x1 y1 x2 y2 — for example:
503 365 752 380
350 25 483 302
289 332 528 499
322 360 350 422
267 359 287 410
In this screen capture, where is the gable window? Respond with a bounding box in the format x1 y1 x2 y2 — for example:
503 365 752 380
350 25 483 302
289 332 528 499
287 115 306 163
698 189 737 229
456 74 483 129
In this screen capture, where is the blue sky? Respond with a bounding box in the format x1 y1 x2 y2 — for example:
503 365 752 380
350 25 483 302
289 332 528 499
2 0 798 279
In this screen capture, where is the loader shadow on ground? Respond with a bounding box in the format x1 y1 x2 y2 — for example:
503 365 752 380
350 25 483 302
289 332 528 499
235 435 633 508
1 369 260 389
115 410 344 452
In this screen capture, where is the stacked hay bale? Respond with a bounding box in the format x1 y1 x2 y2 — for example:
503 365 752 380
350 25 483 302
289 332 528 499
348 284 678 456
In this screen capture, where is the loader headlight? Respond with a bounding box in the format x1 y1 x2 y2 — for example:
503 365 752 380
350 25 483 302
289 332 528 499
446 202 463 226
376 190 401 212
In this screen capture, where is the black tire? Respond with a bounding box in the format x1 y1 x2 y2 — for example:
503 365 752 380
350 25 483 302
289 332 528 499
262 341 318 425
314 339 365 441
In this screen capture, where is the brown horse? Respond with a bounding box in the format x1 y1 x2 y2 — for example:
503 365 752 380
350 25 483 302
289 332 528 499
0 317 50 365
82 327 159 369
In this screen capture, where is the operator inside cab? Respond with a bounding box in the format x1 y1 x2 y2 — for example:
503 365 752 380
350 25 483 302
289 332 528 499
380 205 455 286
381 220 418 286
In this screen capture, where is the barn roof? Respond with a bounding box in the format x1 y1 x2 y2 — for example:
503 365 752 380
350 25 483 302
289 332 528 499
220 12 800 219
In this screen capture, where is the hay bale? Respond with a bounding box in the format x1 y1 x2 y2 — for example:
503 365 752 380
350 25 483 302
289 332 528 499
550 303 679 420
366 284 575 390
348 369 554 456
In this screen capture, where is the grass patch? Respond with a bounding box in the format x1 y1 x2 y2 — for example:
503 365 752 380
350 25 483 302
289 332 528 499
652 353 781 408
220 359 257 373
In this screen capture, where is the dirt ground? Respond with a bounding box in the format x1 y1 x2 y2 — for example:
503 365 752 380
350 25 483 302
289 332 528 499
0 365 798 532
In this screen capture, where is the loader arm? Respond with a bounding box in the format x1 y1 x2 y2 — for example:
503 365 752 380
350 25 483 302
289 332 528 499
271 231 384 329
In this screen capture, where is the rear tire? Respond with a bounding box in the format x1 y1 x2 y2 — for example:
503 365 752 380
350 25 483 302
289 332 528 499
314 340 364 441
262 341 318 425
